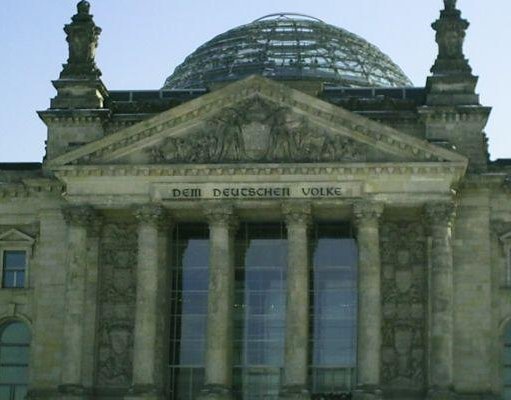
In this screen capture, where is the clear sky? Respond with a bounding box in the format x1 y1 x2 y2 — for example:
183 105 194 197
0 0 509 162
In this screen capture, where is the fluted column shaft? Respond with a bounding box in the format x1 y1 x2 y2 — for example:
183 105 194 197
354 202 384 396
281 202 311 399
426 202 455 392
61 206 98 392
200 204 238 400
131 205 168 397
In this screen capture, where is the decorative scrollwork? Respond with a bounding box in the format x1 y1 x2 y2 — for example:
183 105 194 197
380 221 427 387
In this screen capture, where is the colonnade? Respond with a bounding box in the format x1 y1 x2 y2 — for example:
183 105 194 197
58 200 456 400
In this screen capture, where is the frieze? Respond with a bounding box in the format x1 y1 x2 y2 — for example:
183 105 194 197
146 97 366 164
380 221 427 389
97 223 137 387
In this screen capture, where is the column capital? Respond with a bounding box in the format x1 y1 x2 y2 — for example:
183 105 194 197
134 204 169 227
353 201 384 225
282 201 312 226
63 205 98 227
204 203 238 229
425 201 456 226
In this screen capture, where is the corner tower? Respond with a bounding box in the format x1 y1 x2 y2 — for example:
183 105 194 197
38 1 109 160
420 0 491 171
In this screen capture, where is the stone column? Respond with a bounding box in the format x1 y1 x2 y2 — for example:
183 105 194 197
281 202 311 400
353 201 384 399
60 206 98 396
128 205 168 400
199 204 238 400
425 202 455 398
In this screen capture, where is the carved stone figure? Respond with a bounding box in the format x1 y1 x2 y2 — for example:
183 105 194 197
97 321 133 386
146 98 366 163
61 0 102 78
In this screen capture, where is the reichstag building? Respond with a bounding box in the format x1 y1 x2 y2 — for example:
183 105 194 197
1 1 510 399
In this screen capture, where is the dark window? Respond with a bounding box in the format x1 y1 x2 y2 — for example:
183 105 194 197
169 224 209 400
0 321 31 400
504 322 511 399
2 251 26 288
233 223 287 400
309 223 357 393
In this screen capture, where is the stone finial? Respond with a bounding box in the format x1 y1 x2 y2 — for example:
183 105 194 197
77 1 91 15
60 1 102 79
444 0 456 10
430 0 471 75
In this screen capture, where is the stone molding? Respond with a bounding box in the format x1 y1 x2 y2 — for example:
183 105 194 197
282 201 312 226
62 205 98 227
134 204 168 227
0 180 65 199
353 201 384 224
52 162 467 179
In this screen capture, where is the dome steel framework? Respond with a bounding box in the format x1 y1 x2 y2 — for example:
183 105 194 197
163 14 413 89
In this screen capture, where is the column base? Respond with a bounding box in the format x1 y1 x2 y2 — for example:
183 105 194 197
426 388 457 400
124 384 165 400
57 385 89 400
279 385 310 400
352 386 383 400
196 384 233 400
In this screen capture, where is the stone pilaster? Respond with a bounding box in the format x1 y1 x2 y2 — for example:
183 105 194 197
128 205 168 400
425 201 456 399
198 204 238 400
59 206 98 397
353 201 384 400
82 219 102 389
280 202 312 400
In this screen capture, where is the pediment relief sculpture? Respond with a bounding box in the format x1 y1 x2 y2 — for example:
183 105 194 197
146 97 367 164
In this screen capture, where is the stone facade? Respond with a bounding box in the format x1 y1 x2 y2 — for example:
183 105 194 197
0 1 510 400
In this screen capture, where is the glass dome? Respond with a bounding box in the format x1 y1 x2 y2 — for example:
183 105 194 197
163 13 412 89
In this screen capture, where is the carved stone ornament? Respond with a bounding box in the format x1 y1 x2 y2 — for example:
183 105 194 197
60 1 102 79
282 202 312 226
146 97 366 164
97 223 137 387
203 203 238 229
431 0 471 74
380 222 427 388
134 204 168 227
63 205 97 227
353 201 384 225
424 201 456 227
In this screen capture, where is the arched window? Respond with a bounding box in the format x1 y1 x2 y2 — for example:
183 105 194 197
0 321 31 400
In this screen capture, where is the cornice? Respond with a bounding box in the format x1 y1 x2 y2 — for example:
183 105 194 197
51 161 467 180
418 105 491 123
37 109 111 125
0 179 64 199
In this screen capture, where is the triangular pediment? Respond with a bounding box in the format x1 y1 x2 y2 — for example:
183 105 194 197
0 229 35 245
47 76 467 167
